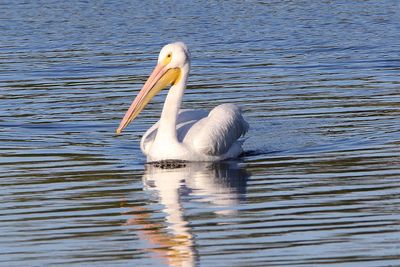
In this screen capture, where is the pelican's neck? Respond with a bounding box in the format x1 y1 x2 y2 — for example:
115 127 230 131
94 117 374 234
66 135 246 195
156 66 189 142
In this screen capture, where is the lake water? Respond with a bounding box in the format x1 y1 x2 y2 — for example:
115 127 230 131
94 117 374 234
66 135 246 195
1 1 400 266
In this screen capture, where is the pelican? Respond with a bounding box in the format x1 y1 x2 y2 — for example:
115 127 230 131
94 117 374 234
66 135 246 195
116 42 248 162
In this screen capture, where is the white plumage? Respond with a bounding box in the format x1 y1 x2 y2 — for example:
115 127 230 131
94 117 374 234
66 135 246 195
142 104 248 161
117 42 249 162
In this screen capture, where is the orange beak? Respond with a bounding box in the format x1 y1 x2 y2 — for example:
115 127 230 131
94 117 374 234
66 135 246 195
116 63 181 134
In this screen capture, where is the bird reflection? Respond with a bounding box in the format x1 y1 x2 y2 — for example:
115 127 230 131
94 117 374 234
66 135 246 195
124 161 249 267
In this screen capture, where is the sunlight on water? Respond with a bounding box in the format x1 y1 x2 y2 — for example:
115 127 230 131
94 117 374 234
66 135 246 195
1 1 400 266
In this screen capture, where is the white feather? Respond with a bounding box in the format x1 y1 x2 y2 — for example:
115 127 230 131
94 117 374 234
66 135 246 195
141 104 248 161
184 104 248 156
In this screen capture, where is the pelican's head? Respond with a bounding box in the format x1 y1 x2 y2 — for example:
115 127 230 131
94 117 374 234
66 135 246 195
158 42 190 70
116 42 190 134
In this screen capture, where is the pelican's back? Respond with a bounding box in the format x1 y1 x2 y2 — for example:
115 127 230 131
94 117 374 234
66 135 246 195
184 104 249 157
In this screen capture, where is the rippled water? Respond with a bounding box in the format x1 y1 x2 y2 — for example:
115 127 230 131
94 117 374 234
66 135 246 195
2 1 400 266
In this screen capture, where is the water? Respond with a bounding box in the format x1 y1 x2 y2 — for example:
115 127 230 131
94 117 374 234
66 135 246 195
1 1 400 266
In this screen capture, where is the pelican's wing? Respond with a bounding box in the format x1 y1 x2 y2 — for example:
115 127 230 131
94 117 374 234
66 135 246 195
184 104 249 156
140 109 208 154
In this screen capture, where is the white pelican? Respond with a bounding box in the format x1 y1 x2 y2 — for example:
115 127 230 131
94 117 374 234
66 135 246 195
116 42 248 162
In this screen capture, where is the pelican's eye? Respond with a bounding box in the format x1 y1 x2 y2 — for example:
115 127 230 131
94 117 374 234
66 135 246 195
163 53 172 65
162 52 172 65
